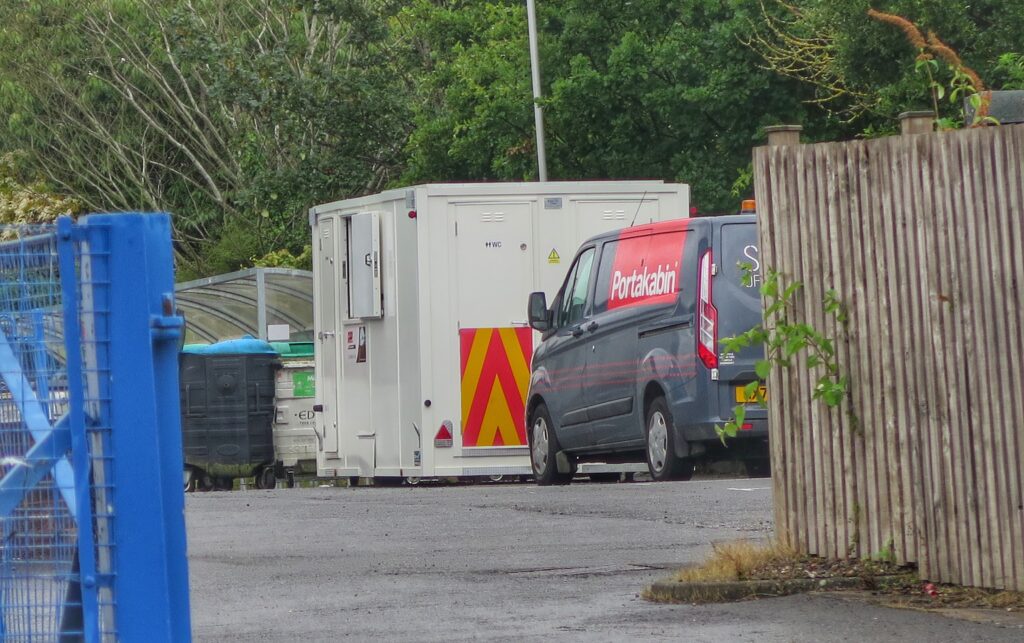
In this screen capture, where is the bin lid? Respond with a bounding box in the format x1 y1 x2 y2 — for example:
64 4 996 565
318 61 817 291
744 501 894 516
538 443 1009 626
181 336 278 355
270 341 314 358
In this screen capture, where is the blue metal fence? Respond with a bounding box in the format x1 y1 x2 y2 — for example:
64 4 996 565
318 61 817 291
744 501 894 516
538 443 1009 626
0 214 191 641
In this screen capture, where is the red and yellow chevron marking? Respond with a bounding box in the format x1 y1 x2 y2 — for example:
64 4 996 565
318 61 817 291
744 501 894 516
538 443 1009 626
460 327 533 447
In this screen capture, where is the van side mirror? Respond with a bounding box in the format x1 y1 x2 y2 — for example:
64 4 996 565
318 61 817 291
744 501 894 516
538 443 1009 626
527 292 550 331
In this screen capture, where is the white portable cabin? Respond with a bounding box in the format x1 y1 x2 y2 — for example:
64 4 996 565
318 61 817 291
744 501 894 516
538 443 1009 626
310 181 689 481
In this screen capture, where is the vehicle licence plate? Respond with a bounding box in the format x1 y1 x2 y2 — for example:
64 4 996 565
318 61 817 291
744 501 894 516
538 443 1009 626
735 385 767 403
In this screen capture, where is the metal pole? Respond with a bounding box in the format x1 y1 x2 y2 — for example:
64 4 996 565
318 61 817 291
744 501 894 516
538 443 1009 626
256 268 267 340
526 0 547 181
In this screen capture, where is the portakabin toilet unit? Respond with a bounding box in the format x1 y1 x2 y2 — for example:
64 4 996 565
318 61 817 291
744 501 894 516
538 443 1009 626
310 181 689 481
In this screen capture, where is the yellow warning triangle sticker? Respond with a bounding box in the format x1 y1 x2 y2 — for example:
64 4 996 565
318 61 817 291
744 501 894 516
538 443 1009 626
547 248 560 264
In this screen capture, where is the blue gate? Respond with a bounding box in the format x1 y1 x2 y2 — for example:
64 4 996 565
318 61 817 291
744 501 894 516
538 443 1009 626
0 214 191 641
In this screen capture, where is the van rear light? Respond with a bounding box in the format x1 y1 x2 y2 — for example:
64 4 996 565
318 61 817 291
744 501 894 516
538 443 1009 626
697 249 718 369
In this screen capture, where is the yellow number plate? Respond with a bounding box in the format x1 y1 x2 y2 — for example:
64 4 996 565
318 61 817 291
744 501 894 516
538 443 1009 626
735 385 767 403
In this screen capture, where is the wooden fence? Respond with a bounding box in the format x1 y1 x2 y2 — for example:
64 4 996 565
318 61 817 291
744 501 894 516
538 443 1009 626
753 123 1024 591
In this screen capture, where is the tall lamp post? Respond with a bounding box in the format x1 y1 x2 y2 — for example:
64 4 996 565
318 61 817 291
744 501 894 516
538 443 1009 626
526 0 548 181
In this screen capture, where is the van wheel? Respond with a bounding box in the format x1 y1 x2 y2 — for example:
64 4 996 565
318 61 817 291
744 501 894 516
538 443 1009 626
645 397 694 482
529 403 572 486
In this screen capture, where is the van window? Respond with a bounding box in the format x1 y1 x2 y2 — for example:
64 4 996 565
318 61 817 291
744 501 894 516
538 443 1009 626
591 240 619 314
718 222 762 340
720 223 761 301
557 247 596 328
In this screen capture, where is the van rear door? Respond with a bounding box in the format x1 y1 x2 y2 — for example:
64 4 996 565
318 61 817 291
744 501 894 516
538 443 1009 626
715 221 762 385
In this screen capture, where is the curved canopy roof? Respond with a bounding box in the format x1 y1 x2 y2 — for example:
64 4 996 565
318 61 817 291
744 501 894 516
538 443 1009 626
175 267 313 345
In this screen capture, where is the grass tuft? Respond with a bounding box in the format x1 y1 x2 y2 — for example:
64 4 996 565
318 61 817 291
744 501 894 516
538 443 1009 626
674 540 801 583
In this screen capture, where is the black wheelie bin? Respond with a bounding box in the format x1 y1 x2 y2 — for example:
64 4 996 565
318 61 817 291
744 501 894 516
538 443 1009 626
180 337 280 491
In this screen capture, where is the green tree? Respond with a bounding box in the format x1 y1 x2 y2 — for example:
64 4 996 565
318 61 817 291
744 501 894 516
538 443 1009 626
398 0 821 212
0 151 82 226
0 0 412 278
746 0 1024 129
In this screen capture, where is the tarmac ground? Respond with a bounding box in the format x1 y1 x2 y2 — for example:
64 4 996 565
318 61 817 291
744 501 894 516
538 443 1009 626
186 477 1024 642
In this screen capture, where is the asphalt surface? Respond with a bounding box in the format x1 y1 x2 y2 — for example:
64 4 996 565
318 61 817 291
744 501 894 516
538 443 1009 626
186 478 1023 642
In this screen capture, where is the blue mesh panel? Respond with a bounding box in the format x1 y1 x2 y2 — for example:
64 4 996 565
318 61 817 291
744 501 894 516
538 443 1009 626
0 227 81 640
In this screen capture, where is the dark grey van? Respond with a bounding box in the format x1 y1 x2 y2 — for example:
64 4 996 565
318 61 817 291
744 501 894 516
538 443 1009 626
525 214 766 484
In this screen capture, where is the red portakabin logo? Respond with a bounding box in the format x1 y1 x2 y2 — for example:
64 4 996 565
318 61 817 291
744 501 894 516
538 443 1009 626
607 231 685 310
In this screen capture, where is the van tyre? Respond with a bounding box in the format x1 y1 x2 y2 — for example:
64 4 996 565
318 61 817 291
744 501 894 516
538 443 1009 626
529 403 572 486
645 397 694 482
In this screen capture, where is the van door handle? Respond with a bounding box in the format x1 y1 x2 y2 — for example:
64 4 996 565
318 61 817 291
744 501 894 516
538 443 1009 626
586 321 599 333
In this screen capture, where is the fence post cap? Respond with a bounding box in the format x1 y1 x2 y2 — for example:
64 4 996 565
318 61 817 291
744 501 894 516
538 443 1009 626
764 124 803 146
898 111 935 135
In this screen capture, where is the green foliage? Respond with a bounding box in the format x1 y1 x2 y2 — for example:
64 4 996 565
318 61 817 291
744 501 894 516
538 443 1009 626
874 537 897 564
994 53 1024 89
0 152 81 226
0 0 411 278
399 0 816 212
1 0 1020 274
747 1 1024 133
730 164 754 200
716 265 851 444
252 245 313 270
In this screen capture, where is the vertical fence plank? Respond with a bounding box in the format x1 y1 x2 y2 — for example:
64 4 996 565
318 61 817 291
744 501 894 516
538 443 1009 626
956 132 994 588
976 127 1016 588
823 141 859 557
784 143 821 556
813 143 847 559
993 126 1024 591
908 133 953 582
838 141 872 558
801 144 837 559
923 133 959 586
755 146 789 543
858 140 896 557
873 136 911 562
863 139 900 560
931 132 976 586
775 143 810 552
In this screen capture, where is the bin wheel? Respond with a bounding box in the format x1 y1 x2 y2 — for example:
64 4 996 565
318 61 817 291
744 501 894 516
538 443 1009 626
258 467 277 490
745 458 771 478
192 471 214 492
